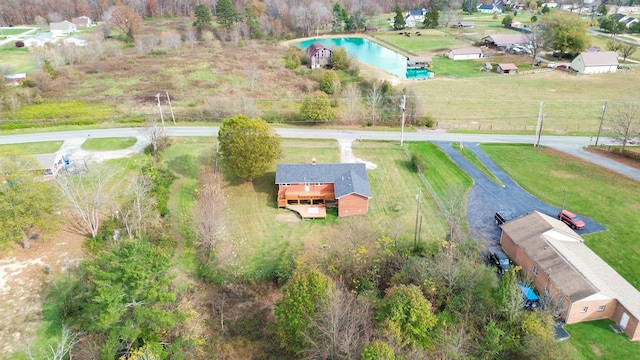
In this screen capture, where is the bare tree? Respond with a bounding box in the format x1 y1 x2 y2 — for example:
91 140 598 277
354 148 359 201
28 325 78 360
55 166 115 238
525 24 545 65
195 169 228 263
610 101 640 152
304 285 374 360
135 34 160 54
244 64 259 92
143 123 168 157
161 30 182 51
366 82 384 126
620 43 637 63
117 175 155 240
184 27 198 48
438 185 468 243
340 82 362 125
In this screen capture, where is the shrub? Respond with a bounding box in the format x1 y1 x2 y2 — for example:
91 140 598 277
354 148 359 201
15 41 24 48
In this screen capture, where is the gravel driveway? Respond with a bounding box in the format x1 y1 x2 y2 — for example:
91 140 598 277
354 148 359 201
433 141 606 245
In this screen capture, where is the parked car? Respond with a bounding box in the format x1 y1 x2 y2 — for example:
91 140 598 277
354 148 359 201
546 62 557 68
519 284 541 310
557 64 568 69
533 59 542 66
558 209 586 230
488 246 511 274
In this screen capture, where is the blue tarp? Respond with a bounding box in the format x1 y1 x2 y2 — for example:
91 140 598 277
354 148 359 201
519 285 539 301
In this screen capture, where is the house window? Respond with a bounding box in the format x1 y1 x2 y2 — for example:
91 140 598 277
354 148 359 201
598 305 606 312
282 183 291 187
314 182 324 186
532 266 538 276
580 307 589 313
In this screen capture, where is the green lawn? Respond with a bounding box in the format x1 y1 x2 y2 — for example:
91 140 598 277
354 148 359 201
0 141 62 154
0 46 36 73
371 30 470 54
560 320 640 359
431 57 494 78
481 144 640 290
82 137 137 151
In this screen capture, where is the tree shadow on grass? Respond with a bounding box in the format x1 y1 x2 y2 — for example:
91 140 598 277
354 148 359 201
253 171 277 207
167 154 200 178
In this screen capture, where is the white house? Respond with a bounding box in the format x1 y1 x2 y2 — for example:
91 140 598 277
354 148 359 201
477 4 504 13
570 51 619 74
49 21 77 37
4 73 27 85
448 47 484 60
23 32 54 47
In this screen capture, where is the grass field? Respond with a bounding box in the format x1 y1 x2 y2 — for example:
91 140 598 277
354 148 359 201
561 320 640 359
0 141 62 154
164 138 456 278
0 46 36 73
82 137 137 151
481 144 640 290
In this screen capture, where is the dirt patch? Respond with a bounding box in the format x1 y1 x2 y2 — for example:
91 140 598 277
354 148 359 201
275 212 300 222
586 147 640 170
0 230 86 357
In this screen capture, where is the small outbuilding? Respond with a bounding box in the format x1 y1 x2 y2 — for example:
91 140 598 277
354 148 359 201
570 51 619 74
482 34 529 49
497 63 518 74
4 73 27 85
456 21 476 28
71 16 93 28
448 47 483 60
306 42 333 69
407 56 433 68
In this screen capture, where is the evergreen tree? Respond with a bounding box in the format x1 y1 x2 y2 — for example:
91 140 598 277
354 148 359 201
423 7 439 29
246 7 263 38
193 3 212 35
393 5 406 30
216 0 242 29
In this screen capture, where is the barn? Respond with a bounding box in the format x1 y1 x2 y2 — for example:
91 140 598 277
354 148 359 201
275 161 372 218
570 51 619 74
305 42 333 69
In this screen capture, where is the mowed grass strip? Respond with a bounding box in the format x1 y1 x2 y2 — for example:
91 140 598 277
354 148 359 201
480 143 640 289
452 142 504 186
82 137 137 151
560 320 640 359
0 141 63 154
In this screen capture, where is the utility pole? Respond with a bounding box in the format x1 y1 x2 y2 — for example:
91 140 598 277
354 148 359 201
561 188 567 211
534 101 543 147
414 188 421 248
400 94 406 146
595 101 607 147
536 114 544 147
155 93 166 136
166 91 176 125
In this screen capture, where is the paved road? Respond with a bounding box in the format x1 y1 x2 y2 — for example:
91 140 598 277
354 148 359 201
1 126 639 181
0 27 37 47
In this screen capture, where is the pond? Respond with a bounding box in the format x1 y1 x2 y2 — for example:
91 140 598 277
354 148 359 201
297 37 434 80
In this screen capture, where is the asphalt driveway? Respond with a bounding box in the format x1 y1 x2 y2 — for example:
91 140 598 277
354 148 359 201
433 141 606 245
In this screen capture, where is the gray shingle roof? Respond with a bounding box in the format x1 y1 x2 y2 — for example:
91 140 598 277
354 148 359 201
275 163 372 199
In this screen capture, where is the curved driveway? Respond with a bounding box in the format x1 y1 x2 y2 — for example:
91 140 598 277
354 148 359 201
434 142 607 244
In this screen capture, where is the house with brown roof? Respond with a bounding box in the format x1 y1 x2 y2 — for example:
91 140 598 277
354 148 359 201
305 42 333 69
275 161 372 218
482 34 529 49
500 211 640 341
448 47 483 60
570 51 619 74
497 63 518 74
71 16 93 28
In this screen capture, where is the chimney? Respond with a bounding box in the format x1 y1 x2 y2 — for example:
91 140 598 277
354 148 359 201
311 158 317 165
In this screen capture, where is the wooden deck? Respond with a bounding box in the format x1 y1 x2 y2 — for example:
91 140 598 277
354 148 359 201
285 204 327 219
